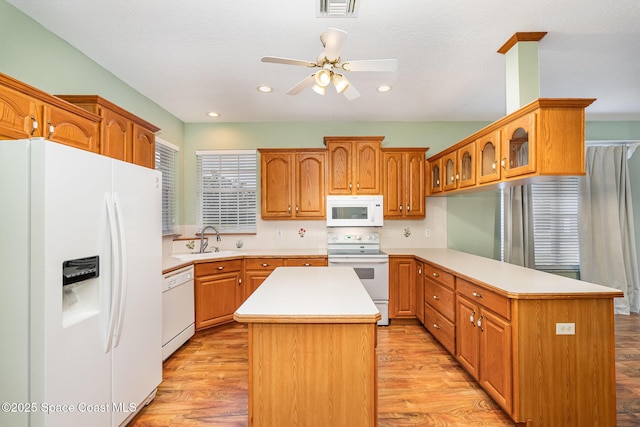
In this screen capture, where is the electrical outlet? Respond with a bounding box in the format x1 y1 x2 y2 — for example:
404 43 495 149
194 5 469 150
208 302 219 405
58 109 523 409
425 229 431 237
556 322 575 335
276 229 283 238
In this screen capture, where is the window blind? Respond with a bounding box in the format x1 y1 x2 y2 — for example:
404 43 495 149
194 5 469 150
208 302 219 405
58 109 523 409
155 139 179 235
530 177 580 270
197 150 257 233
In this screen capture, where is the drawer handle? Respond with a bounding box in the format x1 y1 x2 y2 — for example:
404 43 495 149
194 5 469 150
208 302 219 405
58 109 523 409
432 295 440 300
261 263 270 267
217 266 224 270
432 323 440 329
303 263 311 266
472 291 483 298
432 272 440 278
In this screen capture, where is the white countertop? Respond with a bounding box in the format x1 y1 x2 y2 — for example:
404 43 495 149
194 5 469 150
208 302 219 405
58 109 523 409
234 266 381 323
384 248 623 298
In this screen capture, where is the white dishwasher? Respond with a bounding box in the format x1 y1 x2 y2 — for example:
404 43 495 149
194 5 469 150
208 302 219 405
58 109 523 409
162 265 195 361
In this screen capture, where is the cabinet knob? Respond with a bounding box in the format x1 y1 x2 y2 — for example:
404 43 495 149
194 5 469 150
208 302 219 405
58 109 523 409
407 205 410 212
47 120 55 138
349 182 352 189
217 266 224 270
477 315 484 331
432 295 440 300
470 310 476 324
432 323 440 329
432 272 440 278
399 205 403 212
30 115 38 135
501 158 507 171
472 291 483 298
418 267 422 275
295 205 299 213
303 263 311 266
261 263 270 267
287 205 291 213
357 183 360 189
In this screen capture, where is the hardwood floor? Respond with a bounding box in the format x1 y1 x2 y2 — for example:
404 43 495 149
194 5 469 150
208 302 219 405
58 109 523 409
131 313 640 426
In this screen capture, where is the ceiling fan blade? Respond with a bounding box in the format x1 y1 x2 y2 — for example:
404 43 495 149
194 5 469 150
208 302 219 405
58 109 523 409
341 59 398 72
261 56 317 67
343 84 360 100
286 75 316 95
320 28 348 62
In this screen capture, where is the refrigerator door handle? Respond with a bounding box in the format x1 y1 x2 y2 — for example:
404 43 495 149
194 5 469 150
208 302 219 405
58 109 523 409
112 193 128 348
105 193 121 353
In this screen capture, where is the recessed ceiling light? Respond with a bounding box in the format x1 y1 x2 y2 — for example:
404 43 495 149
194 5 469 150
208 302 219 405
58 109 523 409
377 84 392 93
257 85 273 93
207 112 220 118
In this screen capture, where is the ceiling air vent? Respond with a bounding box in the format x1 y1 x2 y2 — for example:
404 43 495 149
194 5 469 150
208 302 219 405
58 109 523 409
317 0 360 18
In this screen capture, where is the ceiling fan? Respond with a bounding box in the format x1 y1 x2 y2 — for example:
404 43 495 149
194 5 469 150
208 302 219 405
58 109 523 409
261 28 398 100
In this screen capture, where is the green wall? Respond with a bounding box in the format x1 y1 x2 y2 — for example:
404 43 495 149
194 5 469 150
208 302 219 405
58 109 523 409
2 0 639 261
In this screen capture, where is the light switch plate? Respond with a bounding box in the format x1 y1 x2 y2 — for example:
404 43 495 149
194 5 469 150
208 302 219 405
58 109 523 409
556 322 576 335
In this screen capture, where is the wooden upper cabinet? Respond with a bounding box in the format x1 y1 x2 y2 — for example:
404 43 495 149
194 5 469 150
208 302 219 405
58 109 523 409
477 130 501 184
56 95 160 168
325 136 382 195
0 73 101 152
382 148 426 218
0 82 39 139
426 98 595 195
295 151 326 218
502 112 535 178
443 151 458 191
133 123 157 169
457 141 476 188
259 149 326 220
42 103 99 153
428 157 443 194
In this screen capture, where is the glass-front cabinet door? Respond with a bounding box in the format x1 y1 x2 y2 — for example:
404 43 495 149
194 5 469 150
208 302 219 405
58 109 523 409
458 141 476 188
477 131 501 184
428 158 443 194
443 152 458 191
502 112 536 178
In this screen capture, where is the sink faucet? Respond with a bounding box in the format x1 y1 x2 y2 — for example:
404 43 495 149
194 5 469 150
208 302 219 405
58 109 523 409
198 226 221 253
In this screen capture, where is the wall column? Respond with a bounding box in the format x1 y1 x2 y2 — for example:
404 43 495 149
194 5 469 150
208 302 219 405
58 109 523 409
498 32 547 113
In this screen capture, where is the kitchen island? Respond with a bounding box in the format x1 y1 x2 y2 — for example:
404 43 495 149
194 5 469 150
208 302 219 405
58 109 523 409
234 266 381 427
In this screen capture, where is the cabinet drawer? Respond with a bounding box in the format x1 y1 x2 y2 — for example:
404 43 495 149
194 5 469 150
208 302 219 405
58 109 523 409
195 259 243 276
423 263 454 289
456 278 510 320
425 303 455 354
244 258 284 271
424 279 455 321
284 258 327 267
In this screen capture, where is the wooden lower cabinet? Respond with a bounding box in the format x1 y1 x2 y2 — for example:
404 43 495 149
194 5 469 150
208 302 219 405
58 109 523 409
194 259 243 330
243 258 284 300
389 256 416 318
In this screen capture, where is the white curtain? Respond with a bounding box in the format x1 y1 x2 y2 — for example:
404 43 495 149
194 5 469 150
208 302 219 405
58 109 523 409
504 185 535 268
579 145 640 314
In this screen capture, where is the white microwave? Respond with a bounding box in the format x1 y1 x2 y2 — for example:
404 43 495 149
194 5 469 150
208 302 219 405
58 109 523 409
326 195 384 227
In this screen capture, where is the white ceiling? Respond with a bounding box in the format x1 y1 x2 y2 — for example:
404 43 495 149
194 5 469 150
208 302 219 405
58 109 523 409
8 0 640 123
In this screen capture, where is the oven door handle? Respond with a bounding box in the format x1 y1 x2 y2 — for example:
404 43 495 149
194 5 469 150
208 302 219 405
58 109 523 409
328 258 389 264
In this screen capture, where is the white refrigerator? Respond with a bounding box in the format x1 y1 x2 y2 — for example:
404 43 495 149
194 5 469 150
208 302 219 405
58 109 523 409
0 139 162 427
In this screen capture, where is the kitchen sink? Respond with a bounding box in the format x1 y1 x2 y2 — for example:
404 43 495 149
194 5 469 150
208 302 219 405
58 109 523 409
170 250 241 261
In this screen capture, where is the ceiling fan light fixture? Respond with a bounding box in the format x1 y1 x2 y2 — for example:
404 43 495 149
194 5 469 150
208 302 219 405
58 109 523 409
312 84 326 95
332 73 349 94
314 69 332 87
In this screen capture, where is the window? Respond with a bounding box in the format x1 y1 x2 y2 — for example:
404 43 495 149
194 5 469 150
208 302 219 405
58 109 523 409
197 150 257 233
155 139 179 235
501 177 579 272
530 178 579 271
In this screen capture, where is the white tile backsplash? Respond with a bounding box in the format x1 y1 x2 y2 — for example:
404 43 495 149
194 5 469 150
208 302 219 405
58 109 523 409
164 198 447 256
